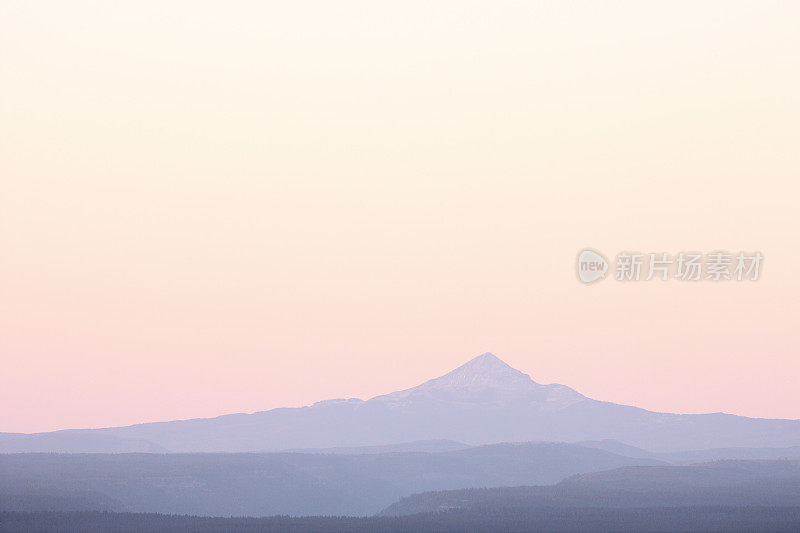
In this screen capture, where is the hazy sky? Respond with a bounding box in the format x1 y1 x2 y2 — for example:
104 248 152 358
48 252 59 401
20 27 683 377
2 1 799 432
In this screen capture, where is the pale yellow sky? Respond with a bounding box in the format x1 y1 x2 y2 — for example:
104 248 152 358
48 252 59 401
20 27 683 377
1 1 799 432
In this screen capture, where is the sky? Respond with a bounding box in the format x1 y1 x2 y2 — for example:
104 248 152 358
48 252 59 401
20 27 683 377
1 1 799 433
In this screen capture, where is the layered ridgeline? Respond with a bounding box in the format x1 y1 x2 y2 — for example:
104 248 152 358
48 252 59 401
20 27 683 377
3 353 800 453
0 442 664 516
3 451 800 517
380 459 800 516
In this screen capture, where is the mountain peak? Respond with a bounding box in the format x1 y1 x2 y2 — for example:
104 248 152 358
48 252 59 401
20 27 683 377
461 352 511 370
369 353 533 400
371 352 585 408
431 352 533 390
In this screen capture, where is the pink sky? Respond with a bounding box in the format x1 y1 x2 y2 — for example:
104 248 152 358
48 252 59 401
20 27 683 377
2 1 799 433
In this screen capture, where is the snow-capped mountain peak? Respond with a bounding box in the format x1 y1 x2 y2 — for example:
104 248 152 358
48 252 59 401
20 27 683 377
370 352 585 410
418 352 535 392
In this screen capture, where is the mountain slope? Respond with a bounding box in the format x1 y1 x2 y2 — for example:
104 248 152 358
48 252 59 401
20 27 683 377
3 353 800 453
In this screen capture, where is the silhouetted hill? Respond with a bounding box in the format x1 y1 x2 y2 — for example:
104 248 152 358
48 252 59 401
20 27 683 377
577 439 800 463
380 459 800 516
0 443 661 516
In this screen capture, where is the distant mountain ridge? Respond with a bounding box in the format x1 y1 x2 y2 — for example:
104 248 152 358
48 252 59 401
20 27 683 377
282 439 470 455
4 448 800 518
2 352 800 453
0 442 664 516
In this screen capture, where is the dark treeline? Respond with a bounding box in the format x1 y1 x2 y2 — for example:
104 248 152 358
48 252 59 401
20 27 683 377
3 507 800 533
